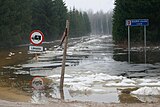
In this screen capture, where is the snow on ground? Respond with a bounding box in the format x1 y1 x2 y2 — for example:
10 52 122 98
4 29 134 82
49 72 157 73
44 65 160 103
131 87 160 96
47 72 160 93
46 72 160 102
104 82 136 87
69 83 92 92
138 82 160 87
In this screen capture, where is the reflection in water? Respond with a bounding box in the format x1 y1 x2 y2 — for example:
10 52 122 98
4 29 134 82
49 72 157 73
113 47 160 64
31 90 48 104
119 93 142 103
0 68 32 91
132 95 160 103
60 88 65 100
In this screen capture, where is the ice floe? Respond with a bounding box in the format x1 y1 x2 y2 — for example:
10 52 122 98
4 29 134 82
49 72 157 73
131 87 160 96
48 74 73 78
138 82 160 87
22 62 70 68
121 78 136 84
69 83 92 92
105 82 136 87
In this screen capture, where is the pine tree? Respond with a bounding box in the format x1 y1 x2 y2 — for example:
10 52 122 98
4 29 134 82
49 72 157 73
31 0 54 41
113 0 160 42
0 0 91 47
0 0 32 47
68 8 91 37
83 12 91 35
52 0 67 39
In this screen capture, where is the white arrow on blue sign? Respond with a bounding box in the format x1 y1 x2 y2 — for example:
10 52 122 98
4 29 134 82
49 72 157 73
126 19 149 26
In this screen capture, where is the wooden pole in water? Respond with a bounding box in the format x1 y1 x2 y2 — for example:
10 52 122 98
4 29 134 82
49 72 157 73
60 20 69 99
35 53 38 61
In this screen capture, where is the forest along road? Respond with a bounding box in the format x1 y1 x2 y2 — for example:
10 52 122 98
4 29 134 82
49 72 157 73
1 35 160 106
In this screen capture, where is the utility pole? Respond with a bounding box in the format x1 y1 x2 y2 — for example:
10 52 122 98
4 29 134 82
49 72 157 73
60 20 69 100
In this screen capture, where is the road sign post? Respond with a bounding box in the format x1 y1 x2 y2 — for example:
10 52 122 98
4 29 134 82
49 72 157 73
29 30 44 46
29 30 44 60
128 26 130 63
144 26 147 64
126 19 149 64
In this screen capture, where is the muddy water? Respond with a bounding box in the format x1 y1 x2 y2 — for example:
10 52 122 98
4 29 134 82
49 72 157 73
0 47 34 101
0 35 160 103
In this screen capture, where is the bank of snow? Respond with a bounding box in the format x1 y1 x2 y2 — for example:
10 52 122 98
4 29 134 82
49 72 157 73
131 87 160 96
47 72 160 93
46 71 160 103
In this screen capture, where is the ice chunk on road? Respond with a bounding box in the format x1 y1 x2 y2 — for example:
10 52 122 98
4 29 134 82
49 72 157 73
138 82 160 87
121 78 136 84
69 82 91 92
131 87 160 96
92 89 106 92
87 73 124 82
105 78 136 87
137 79 159 83
105 82 136 87
48 74 73 78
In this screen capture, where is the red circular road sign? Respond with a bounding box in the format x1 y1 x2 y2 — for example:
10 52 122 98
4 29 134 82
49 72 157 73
31 77 44 90
29 30 44 46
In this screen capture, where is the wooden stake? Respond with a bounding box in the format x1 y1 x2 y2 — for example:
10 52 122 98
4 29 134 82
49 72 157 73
35 53 38 61
60 20 69 98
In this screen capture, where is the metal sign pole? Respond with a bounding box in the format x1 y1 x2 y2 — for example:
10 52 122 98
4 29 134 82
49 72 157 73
126 19 149 64
128 26 131 63
144 26 147 64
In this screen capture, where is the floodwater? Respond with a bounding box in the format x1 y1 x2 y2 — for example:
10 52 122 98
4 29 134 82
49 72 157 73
1 35 160 103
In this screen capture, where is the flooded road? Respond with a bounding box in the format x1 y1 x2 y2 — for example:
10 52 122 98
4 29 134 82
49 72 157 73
1 35 160 103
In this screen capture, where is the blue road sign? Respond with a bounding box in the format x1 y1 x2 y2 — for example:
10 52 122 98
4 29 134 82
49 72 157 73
126 19 149 26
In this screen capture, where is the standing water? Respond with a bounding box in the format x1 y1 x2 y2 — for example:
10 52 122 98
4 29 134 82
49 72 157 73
1 35 160 103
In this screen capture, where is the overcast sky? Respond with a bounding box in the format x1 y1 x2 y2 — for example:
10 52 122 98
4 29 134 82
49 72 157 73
63 0 115 13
